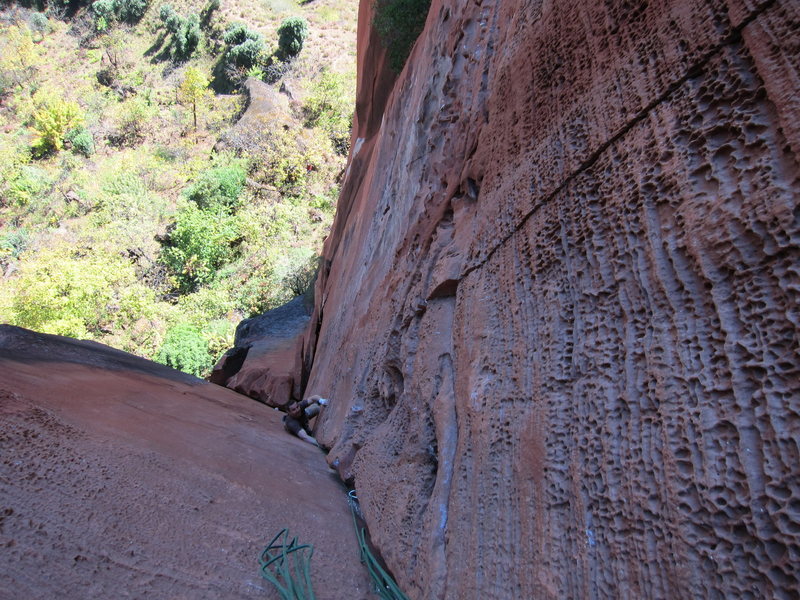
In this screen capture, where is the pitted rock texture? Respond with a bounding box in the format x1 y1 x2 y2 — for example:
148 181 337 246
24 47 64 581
302 0 800 598
0 325 369 599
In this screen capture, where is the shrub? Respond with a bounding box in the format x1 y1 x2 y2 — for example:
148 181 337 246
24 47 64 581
223 22 260 47
227 37 263 69
174 13 201 60
30 91 85 156
303 69 353 154
223 23 264 75
29 13 49 38
160 6 201 60
184 163 246 212
0 229 29 262
5 166 50 206
373 0 431 72
277 17 308 58
3 244 144 340
93 0 148 28
161 203 241 291
155 322 211 376
92 0 115 26
113 97 154 145
113 0 148 22
160 3 181 32
65 127 95 156
0 24 41 92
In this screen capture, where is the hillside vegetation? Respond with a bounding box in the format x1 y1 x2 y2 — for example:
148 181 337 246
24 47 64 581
0 0 356 375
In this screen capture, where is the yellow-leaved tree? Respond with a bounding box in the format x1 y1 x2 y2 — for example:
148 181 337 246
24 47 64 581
29 89 85 156
177 67 210 130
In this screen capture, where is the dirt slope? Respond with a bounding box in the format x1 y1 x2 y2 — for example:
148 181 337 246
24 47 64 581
0 325 370 599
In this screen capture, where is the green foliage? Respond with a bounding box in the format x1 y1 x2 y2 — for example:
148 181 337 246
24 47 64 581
29 13 49 38
114 97 155 144
227 38 263 69
223 22 261 46
202 318 235 360
0 24 41 93
0 228 29 264
92 0 115 27
184 162 246 212
5 165 50 207
1 244 149 339
303 69 353 154
93 0 148 29
161 203 241 292
0 0 351 375
160 3 181 32
174 13 201 60
246 65 265 80
160 6 201 60
65 127 95 157
254 126 332 192
30 91 85 156
113 0 149 22
224 24 264 72
155 322 212 376
276 16 308 58
177 66 209 128
373 0 431 72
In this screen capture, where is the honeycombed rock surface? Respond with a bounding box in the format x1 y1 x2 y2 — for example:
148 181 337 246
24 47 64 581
0 325 370 599
291 0 800 598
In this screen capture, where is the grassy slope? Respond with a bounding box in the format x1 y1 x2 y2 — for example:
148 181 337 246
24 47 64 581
0 0 356 375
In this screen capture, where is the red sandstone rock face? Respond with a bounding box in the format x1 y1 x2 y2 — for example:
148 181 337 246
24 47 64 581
212 296 312 407
304 0 800 598
0 325 370 599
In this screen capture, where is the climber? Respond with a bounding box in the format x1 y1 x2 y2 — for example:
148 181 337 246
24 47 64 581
282 394 328 446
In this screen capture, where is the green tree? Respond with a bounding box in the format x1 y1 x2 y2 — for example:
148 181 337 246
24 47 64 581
161 203 241 292
174 13 201 60
113 0 149 23
159 6 200 60
155 322 212 376
177 67 209 129
277 17 308 58
224 23 264 74
1 244 147 339
223 22 261 46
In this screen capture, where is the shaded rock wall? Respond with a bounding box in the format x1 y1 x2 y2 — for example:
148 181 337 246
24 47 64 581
302 0 800 598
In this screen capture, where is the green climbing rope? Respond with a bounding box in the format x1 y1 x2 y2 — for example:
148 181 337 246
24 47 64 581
259 528 316 600
348 490 409 600
258 493 408 600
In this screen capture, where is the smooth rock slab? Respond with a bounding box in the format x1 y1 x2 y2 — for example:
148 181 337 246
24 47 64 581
0 325 369 599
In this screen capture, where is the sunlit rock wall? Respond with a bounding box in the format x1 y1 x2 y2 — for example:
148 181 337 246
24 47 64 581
306 0 800 597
